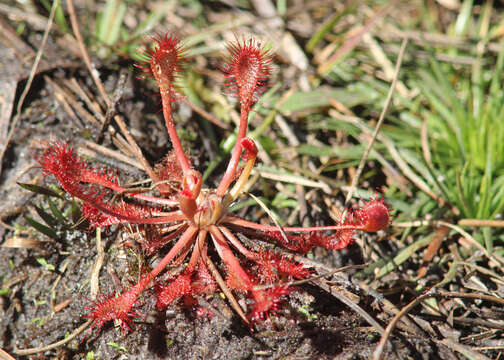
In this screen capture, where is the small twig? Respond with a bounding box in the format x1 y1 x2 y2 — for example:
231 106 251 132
14 320 93 356
372 290 503 360
372 290 434 360
97 71 128 143
180 97 228 129
66 0 109 107
435 338 491 360
66 0 157 181
312 278 386 336
345 38 407 205
438 291 504 306
362 32 409 97
458 219 504 228
90 227 105 300
80 141 143 170
0 348 15 360
112 113 159 182
0 0 57 176
201 252 249 325
45 76 94 127
393 219 504 266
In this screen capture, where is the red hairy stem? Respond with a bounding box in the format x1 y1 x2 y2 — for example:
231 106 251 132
84 177 178 207
159 91 191 174
140 33 191 174
218 225 258 260
85 179 178 206
216 106 249 197
225 197 391 233
149 226 198 279
216 38 272 197
86 203 185 225
209 225 254 291
187 229 208 269
224 216 360 233
113 211 186 225
118 192 177 207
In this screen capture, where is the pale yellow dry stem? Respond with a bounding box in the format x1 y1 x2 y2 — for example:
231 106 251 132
227 154 257 203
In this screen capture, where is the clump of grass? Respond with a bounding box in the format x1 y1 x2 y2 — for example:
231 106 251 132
412 54 504 221
376 48 504 253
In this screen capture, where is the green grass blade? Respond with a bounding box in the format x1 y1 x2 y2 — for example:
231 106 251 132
17 182 64 199
375 235 432 278
96 0 126 45
454 0 474 36
34 205 59 228
305 5 353 53
25 216 58 240
48 198 67 224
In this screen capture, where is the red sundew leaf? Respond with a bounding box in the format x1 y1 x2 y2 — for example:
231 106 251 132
310 229 356 250
136 33 185 81
353 197 391 232
38 142 119 190
265 228 358 252
136 33 185 95
38 142 168 227
191 260 217 295
220 37 273 108
156 272 192 309
257 251 312 279
154 150 185 195
225 269 251 292
249 286 291 322
253 261 278 284
240 138 258 161
83 276 150 333
81 192 155 228
143 225 186 255
264 231 314 253
81 203 118 228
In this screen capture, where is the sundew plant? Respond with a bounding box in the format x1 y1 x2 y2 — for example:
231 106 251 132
36 33 391 333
